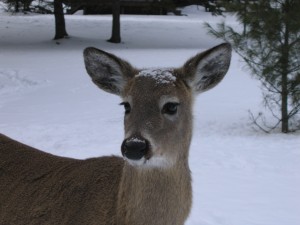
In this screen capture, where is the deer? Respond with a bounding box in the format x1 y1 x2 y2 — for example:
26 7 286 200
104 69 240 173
0 43 231 225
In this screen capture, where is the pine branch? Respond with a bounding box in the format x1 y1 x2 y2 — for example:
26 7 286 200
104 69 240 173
288 103 300 118
248 110 282 133
248 111 271 133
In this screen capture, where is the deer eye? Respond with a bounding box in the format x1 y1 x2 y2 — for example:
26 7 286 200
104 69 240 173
162 102 179 115
120 102 131 114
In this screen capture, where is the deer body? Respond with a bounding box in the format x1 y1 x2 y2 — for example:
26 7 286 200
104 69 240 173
0 134 123 225
0 43 231 225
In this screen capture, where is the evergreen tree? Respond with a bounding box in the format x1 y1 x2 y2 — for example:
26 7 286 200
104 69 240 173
206 0 300 133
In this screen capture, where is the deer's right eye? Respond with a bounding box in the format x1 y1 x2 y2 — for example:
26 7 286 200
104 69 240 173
120 102 131 114
162 102 179 115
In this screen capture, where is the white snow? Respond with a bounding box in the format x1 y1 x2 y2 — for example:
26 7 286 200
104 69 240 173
127 137 145 143
0 5 299 225
137 68 176 84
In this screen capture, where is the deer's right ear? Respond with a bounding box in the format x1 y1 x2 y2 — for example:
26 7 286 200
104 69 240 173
180 43 232 94
83 47 135 96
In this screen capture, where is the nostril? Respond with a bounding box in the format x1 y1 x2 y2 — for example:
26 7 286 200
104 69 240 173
121 137 149 160
125 140 146 152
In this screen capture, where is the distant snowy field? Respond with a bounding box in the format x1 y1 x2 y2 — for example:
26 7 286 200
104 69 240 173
1 5 299 225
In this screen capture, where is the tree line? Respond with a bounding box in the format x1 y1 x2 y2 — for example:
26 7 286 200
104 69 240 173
2 0 122 42
3 0 200 42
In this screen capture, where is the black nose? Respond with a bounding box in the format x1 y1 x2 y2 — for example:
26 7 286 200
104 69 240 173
121 137 149 160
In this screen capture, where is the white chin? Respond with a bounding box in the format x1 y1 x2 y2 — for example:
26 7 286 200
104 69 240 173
125 158 146 167
125 156 173 169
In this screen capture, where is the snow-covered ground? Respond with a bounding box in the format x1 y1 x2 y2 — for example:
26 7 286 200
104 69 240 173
1 5 299 225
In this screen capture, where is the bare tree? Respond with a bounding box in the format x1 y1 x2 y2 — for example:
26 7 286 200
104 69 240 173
108 0 121 43
54 0 68 40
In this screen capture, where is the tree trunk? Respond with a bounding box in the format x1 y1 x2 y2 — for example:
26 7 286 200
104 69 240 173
281 65 289 133
108 0 121 43
54 0 68 40
15 0 20 12
24 1 30 12
281 1 290 133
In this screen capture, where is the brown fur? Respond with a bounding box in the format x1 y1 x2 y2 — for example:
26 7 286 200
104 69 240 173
0 134 123 225
117 163 192 225
0 133 191 225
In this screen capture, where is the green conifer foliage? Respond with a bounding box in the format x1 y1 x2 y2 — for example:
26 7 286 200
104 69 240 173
206 0 300 133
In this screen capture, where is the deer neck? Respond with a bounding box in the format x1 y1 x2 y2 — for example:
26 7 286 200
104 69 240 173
117 159 192 225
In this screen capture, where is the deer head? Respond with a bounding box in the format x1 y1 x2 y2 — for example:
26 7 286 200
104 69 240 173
84 43 231 168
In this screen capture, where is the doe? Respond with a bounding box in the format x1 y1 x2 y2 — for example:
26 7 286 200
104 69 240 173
0 43 231 225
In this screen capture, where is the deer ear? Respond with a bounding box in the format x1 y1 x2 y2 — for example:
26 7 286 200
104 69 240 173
181 43 232 94
83 47 135 96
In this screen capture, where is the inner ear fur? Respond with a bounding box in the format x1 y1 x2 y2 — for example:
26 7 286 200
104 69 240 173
83 47 137 96
178 43 232 94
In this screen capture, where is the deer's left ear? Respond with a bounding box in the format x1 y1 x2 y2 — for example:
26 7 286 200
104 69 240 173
180 43 232 94
83 47 136 96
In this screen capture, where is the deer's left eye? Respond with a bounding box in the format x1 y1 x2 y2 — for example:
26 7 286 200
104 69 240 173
120 102 131 114
162 102 179 115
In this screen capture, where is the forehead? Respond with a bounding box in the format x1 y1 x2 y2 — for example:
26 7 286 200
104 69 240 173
123 68 189 101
